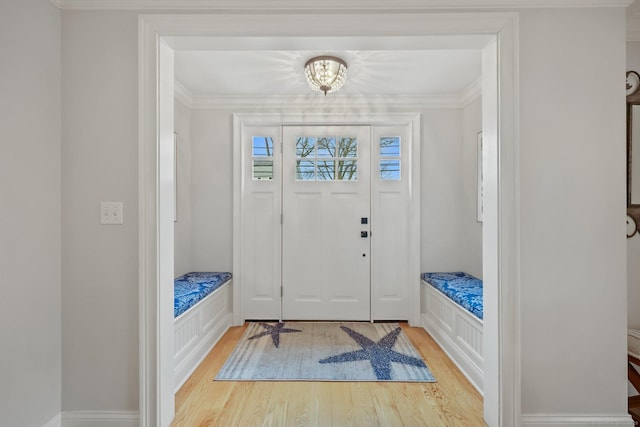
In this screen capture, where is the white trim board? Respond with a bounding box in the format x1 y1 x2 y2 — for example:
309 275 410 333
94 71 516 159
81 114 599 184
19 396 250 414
520 414 634 427
61 411 139 427
232 114 421 325
52 0 633 10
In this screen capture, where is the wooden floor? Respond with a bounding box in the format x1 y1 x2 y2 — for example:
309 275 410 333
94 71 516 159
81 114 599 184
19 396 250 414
173 323 486 427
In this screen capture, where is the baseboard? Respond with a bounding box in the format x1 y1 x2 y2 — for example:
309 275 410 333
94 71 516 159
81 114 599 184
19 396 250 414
61 411 139 427
42 412 61 427
520 414 635 426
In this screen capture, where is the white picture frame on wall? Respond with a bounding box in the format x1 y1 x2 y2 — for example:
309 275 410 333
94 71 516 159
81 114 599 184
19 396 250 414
477 131 483 223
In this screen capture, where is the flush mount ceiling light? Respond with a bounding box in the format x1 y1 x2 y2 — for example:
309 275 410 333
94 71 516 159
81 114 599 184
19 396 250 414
304 56 348 96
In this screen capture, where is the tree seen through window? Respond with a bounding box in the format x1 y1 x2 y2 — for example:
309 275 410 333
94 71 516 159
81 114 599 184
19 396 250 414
296 136 358 181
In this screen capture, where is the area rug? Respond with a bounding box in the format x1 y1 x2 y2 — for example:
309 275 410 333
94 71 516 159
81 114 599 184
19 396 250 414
215 322 436 382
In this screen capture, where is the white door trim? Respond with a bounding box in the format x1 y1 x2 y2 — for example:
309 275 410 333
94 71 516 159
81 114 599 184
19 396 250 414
139 12 519 427
233 114 422 325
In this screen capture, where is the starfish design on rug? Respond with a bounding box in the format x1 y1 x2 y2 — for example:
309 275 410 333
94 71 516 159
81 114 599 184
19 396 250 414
318 326 427 380
247 322 303 348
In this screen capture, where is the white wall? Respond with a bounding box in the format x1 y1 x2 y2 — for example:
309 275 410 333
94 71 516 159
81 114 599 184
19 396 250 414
55 6 629 423
0 1 62 426
187 107 470 276
626 42 640 330
629 235 640 329
190 109 235 272
61 11 139 412
420 109 468 272
462 96 483 279
174 99 193 277
518 8 628 418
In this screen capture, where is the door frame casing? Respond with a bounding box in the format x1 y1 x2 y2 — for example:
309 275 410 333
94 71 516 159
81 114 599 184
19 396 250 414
139 12 519 427
233 114 422 325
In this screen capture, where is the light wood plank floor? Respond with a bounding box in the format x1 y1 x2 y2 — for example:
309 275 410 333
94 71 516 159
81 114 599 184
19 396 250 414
173 323 486 427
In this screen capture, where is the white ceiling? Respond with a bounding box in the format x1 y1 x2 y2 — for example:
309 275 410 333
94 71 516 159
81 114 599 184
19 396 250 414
172 34 486 99
175 49 481 97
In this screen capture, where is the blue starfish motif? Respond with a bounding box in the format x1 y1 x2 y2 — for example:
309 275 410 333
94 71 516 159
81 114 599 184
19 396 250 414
248 322 302 348
319 326 427 380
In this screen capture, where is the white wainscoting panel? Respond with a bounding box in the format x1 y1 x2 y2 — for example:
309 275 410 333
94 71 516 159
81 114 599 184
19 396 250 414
174 282 233 391
421 281 484 393
175 312 199 355
456 312 483 358
427 286 455 334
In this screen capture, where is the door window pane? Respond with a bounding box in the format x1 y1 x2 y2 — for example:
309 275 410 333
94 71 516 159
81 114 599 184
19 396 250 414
253 160 274 180
317 137 336 158
253 136 274 157
380 136 400 157
316 160 335 180
296 137 316 157
295 135 358 181
252 136 274 180
379 136 401 181
296 160 315 180
338 160 358 181
380 160 400 180
338 137 358 158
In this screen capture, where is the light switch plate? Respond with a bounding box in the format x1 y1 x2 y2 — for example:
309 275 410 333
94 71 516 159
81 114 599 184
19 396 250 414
100 202 123 225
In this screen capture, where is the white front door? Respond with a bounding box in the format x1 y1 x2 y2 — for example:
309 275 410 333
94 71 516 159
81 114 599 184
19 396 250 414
282 126 371 320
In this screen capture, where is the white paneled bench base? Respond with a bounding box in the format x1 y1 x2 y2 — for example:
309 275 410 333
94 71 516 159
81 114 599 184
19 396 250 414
420 279 483 393
174 280 232 391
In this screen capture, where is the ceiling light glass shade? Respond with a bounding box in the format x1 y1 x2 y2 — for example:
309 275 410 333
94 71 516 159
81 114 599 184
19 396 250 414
304 56 348 95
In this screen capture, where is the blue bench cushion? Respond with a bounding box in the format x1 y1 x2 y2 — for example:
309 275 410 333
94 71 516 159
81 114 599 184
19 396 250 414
421 272 483 320
174 272 232 318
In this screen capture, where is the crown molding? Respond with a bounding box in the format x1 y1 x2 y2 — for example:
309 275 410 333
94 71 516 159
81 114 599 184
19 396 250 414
174 85 478 111
461 78 482 108
174 81 194 108
52 0 633 10
191 94 465 110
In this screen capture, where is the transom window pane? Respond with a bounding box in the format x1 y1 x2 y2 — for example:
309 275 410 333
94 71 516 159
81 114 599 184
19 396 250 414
295 135 358 181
